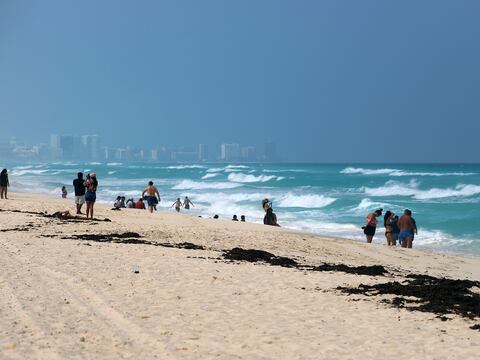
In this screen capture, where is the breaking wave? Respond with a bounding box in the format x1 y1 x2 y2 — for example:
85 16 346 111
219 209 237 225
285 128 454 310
276 193 336 208
227 173 281 183
172 180 243 190
341 167 475 177
363 180 480 200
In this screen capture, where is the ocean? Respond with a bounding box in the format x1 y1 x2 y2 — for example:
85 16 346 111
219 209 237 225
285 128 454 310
3 162 480 255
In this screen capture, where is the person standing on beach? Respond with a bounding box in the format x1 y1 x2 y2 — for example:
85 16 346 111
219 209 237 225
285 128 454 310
0 169 10 199
384 211 399 246
141 181 161 213
73 172 86 214
398 209 415 248
363 209 383 243
183 196 194 210
84 173 98 219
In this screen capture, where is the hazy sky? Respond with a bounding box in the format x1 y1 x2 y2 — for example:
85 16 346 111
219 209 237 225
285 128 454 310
1 0 479 162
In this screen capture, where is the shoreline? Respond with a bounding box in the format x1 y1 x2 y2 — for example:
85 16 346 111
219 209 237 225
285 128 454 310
8 189 480 260
1 191 479 358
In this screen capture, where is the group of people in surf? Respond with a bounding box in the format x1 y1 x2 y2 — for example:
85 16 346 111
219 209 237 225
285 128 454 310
363 208 417 248
111 182 194 213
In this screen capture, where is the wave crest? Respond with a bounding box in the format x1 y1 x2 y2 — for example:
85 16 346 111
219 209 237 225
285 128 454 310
364 180 480 200
172 180 243 190
227 173 279 183
276 193 336 208
342 167 475 177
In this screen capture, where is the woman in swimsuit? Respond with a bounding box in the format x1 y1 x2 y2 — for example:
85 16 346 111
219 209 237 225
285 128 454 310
363 208 383 243
84 173 98 219
171 198 182 212
384 211 401 246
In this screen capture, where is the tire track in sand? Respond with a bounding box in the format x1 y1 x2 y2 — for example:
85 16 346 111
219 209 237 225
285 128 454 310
0 241 172 359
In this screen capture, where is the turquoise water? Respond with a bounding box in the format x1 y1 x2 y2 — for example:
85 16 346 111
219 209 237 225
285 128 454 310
3 162 480 254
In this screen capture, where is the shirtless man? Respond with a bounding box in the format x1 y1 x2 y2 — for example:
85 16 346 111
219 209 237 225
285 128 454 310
141 181 161 213
398 209 415 248
183 196 194 210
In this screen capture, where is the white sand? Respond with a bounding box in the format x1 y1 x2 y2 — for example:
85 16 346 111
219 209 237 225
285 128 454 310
1 192 479 359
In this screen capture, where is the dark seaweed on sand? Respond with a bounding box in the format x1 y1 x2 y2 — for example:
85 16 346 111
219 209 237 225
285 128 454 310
223 247 388 275
60 232 205 250
337 274 480 322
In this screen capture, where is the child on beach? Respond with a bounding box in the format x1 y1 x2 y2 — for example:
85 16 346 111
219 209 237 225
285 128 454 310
61 186 67 199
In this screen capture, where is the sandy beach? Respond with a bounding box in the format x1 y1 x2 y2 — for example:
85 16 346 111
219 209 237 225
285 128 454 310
1 192 479 359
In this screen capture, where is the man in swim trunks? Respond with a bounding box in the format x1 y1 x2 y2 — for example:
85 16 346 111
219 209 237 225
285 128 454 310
398 209 415 248
141 181 161 213
183 196 194 210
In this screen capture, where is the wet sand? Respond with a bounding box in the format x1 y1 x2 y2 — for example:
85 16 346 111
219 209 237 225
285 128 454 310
1 192 479 359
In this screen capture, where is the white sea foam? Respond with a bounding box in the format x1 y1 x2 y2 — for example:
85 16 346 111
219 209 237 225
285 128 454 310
363 180 480 200
166 165 206 170
106 163 123 166
206 167 224 173
276 193 336 208
172 180 243 190
351 198 389 213
226 165 249 169
108 171 116 175
201 173 220 180
227 173 278 183
341 167 475 177
10 169 49 176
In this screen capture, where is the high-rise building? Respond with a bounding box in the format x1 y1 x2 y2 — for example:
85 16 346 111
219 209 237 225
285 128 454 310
198 144 208 162
151 149 158 161
59 135 75 159
81 135 100 161
241 146 257 162
220 143 240 161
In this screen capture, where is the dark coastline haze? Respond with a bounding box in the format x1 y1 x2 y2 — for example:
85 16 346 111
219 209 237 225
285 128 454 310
1 0 479 162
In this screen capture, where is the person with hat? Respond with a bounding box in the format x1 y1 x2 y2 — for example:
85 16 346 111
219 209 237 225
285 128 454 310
84 172 98 219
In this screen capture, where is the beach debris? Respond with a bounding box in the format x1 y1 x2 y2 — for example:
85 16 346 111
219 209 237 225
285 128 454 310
312 263 387 276
337 273 480 326
69 232 142 241
470 324 480 331
223 248 298 268
57 232 206 250
223 247 388 275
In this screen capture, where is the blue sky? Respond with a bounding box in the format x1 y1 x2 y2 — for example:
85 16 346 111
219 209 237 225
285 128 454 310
1 0 479 162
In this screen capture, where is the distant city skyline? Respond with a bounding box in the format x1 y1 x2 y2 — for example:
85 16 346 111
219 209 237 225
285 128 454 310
0 134 278 163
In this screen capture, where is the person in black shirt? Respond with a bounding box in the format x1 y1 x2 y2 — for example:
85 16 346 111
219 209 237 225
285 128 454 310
73 172 86 214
